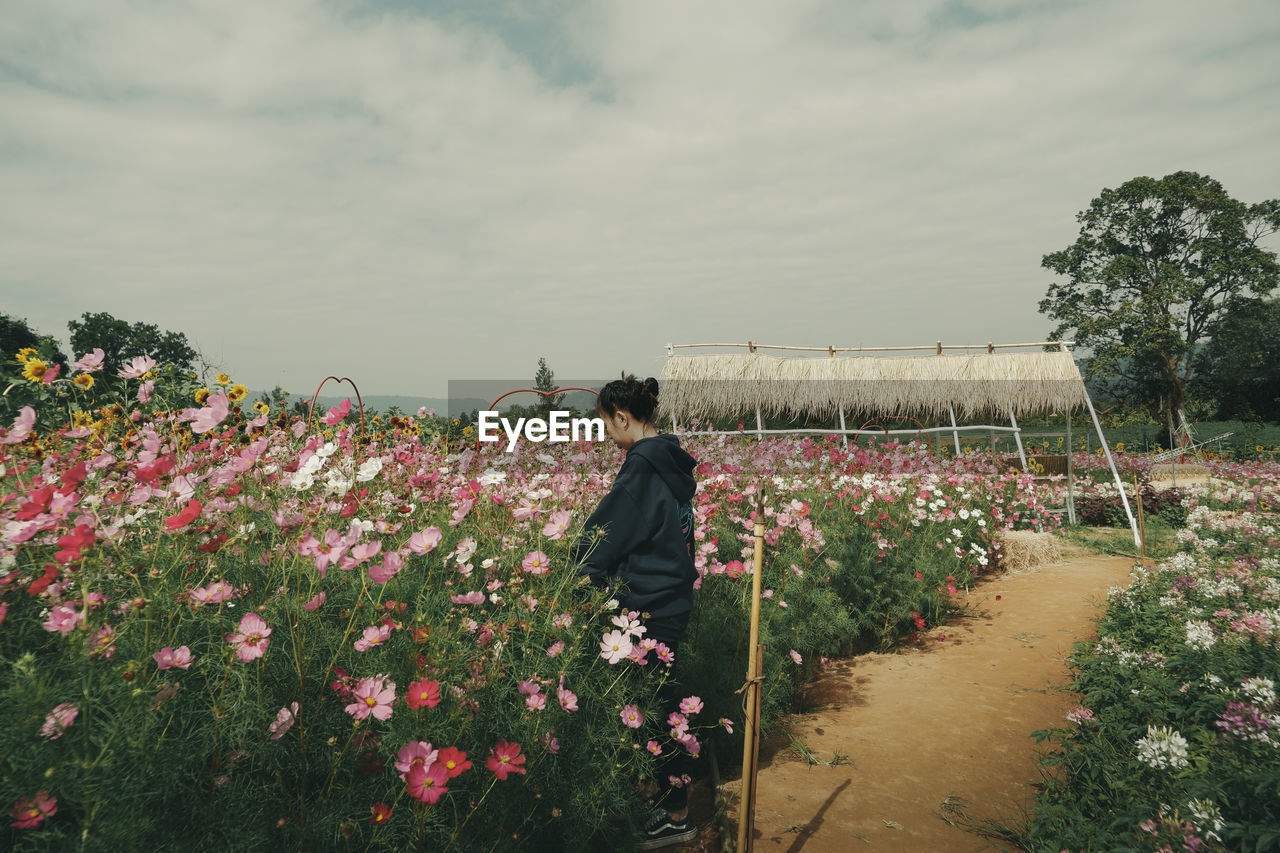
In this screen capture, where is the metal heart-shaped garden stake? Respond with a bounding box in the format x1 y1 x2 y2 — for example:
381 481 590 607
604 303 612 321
306 376 366 439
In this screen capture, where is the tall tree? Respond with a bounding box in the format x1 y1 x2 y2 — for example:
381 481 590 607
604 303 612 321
0 313 68 369
1193 297 1280 421
533 357 565 417
1040 171 1280 428
67 312 198 376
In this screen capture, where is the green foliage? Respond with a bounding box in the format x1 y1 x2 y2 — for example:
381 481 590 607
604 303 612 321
1040 171 1280 424
1193 297 1280 422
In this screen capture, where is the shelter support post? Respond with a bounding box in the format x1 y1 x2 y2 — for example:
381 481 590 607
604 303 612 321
1010 409 1028 472
1065 413 1076 524
838 406 847 444
1082 392 1141 548
948 405 962 457
755 405 763 441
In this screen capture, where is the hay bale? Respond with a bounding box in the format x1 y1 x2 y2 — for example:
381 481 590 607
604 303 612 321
1147 462 1210 482
995 530 1062 572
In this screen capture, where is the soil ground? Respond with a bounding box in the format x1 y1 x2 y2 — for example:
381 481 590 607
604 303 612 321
676 540 1142 852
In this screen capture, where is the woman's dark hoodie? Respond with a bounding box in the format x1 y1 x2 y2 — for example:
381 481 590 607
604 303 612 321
571 434 698 621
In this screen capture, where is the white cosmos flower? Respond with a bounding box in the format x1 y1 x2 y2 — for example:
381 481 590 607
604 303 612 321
355 457 383 482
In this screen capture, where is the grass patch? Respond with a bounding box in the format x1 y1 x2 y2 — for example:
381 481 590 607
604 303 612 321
1059 520 1179 561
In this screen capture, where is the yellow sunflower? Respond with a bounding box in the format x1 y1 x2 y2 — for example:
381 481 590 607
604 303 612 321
16 347 37 363
254 401 270 415
194 388 210 404
74 374 95 391
21 358 49 382
216 373 231 385
227 384 248 403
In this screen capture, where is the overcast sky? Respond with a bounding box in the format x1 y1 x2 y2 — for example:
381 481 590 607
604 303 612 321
3 0 1279 397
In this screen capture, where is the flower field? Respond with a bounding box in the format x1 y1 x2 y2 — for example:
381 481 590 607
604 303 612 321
1 354 1278 850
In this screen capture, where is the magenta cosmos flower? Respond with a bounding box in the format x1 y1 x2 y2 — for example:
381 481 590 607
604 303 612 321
346 677 396 721
225 613 272 662
10 790 57 830
485 740 527 780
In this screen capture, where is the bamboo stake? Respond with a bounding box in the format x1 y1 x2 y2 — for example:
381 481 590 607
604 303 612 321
737 493 767 853
1134 475 1147 562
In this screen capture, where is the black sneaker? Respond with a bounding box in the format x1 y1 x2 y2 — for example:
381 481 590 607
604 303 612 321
638 806 697 850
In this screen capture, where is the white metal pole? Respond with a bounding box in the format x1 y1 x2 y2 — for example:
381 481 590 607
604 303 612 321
1082 392 1141 548
755 405 763 441
838 406 847 444
948 405 962 457
1010 409 1028 472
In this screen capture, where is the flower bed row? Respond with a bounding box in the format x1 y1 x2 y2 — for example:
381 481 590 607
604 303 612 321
1024 506 1280 851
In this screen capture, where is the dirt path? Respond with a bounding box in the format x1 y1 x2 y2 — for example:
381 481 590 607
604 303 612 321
714 546 1139 852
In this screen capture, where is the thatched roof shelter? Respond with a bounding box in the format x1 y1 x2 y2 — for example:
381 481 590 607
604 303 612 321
658 349 1087 421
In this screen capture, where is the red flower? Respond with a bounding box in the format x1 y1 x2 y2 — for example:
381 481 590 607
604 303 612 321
10 790 57 829
485 740 527 780
164 499 203 531
369 803 392 824
435 747 471 778
27 563 59 596
406 762 449 804
405 678 441 710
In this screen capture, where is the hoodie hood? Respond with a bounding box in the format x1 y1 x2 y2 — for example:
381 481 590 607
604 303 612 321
626 433 697 502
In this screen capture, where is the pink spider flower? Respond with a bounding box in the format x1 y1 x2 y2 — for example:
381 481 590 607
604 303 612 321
269 702 299 740
225 613 272 662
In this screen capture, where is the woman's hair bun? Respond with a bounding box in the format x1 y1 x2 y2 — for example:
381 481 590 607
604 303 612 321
597 372 660 423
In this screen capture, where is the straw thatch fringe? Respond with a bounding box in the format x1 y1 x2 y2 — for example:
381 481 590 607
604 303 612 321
658 351 1086 420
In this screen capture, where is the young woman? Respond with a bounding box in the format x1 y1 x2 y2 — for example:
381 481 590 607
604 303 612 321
570 373 700 850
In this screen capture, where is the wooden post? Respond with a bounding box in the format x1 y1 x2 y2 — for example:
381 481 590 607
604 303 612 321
737 493 767 853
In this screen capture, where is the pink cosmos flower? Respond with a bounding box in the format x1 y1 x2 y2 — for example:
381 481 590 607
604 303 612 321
10 790 57 829
269 702 299 739
153 645 193 670
621 705 643 728
667 712 689 736
354 623 391 652
396 740 438 780
600 629 633 664
407 762 449 804
302 592 326 611
517 680 541 697
43 604 83 635
346 677 396 721
450 591 485 605
225 613 272 662
521 551 551 575
679 696 704 716
526 692 547 711
39 702 78 739
654 643 674 664
485 740 527 780
189 580 236 607
0 406 35 444
546 641 565 658
678 732 701 757
137 380 154 404
117 355 156 379
368 551 403 584
541 510 572 540
323 399 351 426
719 717 735 734
407 527 443 554
557 683 578 712
73 348 105 372
789 649 803 665
647 740 663 756
190 393 230 434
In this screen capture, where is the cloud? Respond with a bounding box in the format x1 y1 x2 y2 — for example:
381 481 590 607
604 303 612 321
2 0 1278 395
